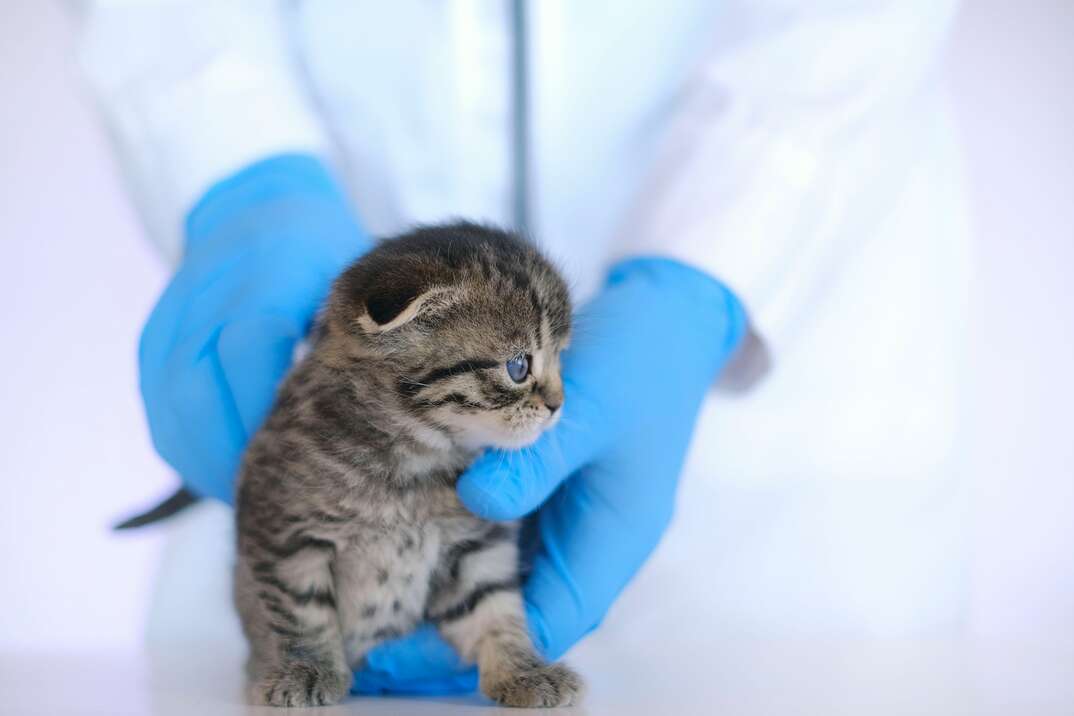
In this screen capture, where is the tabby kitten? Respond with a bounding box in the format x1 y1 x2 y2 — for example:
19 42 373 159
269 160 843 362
234 222 582 708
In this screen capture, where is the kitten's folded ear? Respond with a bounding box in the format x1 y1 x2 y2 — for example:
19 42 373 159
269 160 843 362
329 242 467 336
359 281 455 333
335 258 458 334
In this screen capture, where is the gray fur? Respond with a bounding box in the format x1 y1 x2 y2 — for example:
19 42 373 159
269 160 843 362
234 222 582 708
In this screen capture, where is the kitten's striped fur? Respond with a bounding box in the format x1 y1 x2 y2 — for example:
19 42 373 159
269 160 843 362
234 223 581 708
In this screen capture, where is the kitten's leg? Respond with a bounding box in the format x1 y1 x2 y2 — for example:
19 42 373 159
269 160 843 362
234 541 351 707
429 532 583 707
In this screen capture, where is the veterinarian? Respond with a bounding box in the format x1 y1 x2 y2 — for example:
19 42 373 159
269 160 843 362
79 0 969 692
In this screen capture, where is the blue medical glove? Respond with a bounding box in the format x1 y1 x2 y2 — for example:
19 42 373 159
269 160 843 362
355 257 747 692
139 153 370 502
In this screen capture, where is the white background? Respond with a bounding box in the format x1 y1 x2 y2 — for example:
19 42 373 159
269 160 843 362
1 0 1071 652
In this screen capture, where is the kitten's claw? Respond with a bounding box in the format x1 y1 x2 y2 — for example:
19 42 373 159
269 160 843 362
482 661 584 708
253 661 351 708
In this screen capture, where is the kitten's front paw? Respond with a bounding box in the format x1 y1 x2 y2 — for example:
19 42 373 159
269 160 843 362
252 661 351 708
482 661 584 708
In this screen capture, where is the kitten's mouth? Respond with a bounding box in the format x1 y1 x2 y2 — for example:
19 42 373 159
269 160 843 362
456 409 558 451
493 411 559 449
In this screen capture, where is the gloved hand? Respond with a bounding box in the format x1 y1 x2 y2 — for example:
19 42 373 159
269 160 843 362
354 257 747 694
139 153 370 502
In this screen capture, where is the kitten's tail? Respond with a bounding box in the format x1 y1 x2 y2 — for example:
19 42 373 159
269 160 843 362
113 487 200 530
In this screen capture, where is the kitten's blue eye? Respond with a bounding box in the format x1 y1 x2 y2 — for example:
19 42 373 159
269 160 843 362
506 354 530 383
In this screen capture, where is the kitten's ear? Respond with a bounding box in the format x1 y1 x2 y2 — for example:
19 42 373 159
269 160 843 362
357 272 454 333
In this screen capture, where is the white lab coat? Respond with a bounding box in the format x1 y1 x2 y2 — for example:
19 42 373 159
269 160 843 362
78 0 971 647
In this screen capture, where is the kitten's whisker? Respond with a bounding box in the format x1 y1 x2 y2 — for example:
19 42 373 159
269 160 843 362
550 414 586 432
545 431 570 481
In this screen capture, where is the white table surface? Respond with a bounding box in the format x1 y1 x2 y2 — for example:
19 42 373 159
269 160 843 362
3 636 1071 715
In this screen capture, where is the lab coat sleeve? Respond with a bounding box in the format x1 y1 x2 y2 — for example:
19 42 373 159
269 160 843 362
75 1 330 263
616 0 960 354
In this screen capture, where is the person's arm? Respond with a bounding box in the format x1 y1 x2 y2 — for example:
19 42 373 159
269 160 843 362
618 0 961 355
76 0 331 262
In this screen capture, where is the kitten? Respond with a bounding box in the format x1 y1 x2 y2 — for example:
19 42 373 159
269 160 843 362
233 222 582 708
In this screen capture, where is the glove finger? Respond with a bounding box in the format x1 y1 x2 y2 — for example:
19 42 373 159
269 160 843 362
216 314 302 437
522 460 675 660
139 271 195 375
154 327 248 503
355 625 476 694
138 284 196 442
455 377 607 521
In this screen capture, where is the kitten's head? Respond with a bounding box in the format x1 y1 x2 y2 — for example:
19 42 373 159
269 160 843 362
326 222 572 450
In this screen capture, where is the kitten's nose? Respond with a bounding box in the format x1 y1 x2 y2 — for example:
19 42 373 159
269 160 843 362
539 384 563 413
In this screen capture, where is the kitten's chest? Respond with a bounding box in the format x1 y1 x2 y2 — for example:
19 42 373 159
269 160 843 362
336 506 484 593
333 512 486 659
